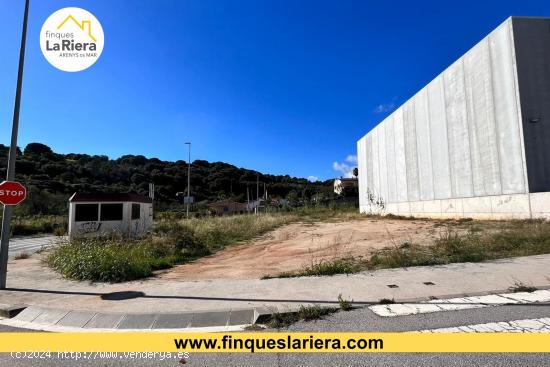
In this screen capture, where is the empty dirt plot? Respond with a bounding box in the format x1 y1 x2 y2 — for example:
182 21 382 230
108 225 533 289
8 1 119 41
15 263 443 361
160 218 448 280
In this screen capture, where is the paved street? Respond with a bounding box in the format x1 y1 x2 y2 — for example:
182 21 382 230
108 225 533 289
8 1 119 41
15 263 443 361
0 300 549 366
8 236 61 259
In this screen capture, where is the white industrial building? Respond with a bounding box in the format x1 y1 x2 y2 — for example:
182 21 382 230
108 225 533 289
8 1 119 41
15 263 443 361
357 17 550 219
68 193 153 239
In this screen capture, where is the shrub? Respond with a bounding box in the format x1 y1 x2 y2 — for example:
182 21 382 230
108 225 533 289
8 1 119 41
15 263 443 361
46 237 183 282
14 251 30 260
508 281 537 293
301 258 360 277
269 305 338 328
10 215 67 236
338 294 353 311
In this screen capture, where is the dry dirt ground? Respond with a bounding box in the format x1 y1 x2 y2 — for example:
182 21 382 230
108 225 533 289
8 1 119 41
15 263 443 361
160 218 458 281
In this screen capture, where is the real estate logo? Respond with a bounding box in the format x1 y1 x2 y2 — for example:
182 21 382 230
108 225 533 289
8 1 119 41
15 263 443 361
40 7 104 72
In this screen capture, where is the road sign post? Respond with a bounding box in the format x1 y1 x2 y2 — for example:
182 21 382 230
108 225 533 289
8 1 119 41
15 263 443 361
0 0 29 290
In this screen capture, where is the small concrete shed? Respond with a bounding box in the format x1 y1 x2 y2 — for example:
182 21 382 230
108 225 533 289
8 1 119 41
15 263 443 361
68 192 153 239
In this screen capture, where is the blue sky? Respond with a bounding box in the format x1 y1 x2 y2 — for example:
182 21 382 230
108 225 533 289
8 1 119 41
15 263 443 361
0 1 548 181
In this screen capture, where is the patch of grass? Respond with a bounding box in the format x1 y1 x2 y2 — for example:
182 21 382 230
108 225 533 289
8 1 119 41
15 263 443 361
508 281 537 293
10 215 67 236
338 294 353 311
243 324 266 331
300 257 360 277
266 257 361 279
269 305 339 328
155 213 298 251
384 213 414 220
369 220 550 270
45 234 208 282
14 251 30 260
48 212 301 282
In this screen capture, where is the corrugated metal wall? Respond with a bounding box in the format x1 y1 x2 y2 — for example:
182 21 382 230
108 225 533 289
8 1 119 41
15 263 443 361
357 18 528 205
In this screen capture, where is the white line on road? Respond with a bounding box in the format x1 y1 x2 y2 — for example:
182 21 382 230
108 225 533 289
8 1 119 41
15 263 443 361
420 317 550 333
369 290 550 317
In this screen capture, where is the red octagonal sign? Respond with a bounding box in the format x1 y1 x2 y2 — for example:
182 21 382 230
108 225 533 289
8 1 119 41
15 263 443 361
0 181 27 206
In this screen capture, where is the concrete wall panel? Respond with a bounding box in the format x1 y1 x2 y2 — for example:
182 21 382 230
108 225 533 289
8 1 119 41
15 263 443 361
403 102 420 201
489 19 526 194
464 39 502 196
385 117 397 203
371 128 380 197
393 109 408 202
366 134 374 194
414 89 434 200
444 61 474 198
357 138 365 209
378 124 388 202
427 77 452 199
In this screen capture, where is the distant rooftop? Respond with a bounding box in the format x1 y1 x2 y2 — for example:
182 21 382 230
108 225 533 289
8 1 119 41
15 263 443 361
69 192 152 203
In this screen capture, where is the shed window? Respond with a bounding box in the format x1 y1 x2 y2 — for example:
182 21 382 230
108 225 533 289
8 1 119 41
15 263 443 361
75 204 99 222
100 203 123 221
131 203 140 220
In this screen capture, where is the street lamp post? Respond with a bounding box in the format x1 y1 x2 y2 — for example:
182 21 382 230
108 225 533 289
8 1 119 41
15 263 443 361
185 142 191 219
0 0 29 290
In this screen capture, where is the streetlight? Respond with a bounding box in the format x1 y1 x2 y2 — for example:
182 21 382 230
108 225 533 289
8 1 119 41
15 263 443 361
185 142 191 219
0 0 29 289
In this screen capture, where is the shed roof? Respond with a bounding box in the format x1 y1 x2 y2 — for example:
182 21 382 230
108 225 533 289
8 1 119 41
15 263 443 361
69 192 153 203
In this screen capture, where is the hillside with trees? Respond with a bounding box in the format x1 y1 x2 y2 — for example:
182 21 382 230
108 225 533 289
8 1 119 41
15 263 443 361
0 143 334 215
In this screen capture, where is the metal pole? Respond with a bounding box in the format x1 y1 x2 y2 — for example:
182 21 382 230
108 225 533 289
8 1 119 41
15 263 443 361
185 142 191 219
0 0 29 290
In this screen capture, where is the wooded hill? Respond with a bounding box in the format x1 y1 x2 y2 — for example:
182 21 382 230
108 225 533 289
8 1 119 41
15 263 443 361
0 143 333 215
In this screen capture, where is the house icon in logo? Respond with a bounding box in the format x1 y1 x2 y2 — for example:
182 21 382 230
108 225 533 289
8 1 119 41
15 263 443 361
57 15 97 42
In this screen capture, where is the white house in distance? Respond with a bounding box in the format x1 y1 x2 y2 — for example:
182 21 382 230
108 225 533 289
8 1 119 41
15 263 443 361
68 192 153 239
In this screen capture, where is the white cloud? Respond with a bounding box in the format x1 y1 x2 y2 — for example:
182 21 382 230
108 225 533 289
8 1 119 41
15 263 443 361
374 102 396 114
307 175 319 182
333 161 354 178
345 154 357 164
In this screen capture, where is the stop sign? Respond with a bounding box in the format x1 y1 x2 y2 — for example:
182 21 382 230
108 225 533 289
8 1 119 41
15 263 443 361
0 181 26 205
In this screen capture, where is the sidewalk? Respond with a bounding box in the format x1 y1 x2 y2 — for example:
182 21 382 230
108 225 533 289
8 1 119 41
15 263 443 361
1 253 549 329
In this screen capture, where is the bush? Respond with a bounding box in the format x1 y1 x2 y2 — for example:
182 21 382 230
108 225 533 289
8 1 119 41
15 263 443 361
10 216 67 236
338 294 353 311
46 237 183 282
300 258 360 277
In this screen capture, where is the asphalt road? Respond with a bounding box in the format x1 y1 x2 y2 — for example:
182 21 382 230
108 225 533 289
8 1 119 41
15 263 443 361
8 236 60 258
0 302 549 366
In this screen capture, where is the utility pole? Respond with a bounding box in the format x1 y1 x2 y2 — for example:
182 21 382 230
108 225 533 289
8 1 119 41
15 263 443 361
0 0 30 290
246 186 250 214
185 142 191 219
256 174 259 215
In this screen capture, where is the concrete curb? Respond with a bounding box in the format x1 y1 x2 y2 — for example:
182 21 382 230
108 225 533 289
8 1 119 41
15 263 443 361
5 305 274 330
0 303 26 318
